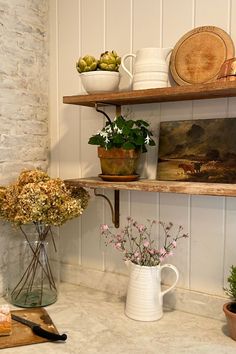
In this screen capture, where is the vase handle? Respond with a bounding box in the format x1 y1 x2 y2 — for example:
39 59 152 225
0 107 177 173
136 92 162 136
121 53 136 80
160 264 179 297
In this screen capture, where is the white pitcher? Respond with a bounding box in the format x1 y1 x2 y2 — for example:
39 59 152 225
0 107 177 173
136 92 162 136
125 261 179 321
121 47 172 89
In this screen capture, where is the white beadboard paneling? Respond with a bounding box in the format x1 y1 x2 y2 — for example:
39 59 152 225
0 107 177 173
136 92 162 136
103 189 130 274
81 194 104 269
57 0 82 267
131 103 160 179
74 0 105 270
59 105 81 180
195 0 229 29
162 0 193 47
60 218 81 265
133 0 161 49
161 101 193 122
193 0 229 120
105 0 132 90
80 0 104 55
159 0 193 283
130 191 159 223
231 0 236 44
224 197 236 289
228 98 236 118
80 107 103 177
190 196 225 294
58 0 81 180
80 0 105 178
58 0 80 96
159 193 190 288
192 98 228 119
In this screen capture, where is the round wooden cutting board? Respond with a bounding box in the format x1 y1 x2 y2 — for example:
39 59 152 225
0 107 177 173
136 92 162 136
170 26 235 85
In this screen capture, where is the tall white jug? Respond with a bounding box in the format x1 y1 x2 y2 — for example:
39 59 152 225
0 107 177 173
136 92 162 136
121 47 172 89
125 262 179 321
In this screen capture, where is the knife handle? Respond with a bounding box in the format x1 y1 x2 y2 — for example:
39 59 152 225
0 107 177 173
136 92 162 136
32 325 67 341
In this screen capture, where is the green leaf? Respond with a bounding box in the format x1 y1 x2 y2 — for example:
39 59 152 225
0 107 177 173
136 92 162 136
122 142 136 149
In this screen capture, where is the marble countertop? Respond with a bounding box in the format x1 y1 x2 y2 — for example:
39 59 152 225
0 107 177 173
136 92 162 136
0 283 236 354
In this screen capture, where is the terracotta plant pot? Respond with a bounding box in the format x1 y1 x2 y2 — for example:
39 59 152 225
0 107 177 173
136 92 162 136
98 147 140 176
223 302 236 340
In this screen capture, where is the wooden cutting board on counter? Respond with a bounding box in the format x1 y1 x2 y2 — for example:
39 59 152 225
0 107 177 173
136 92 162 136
170 25 235 85
0 308 59 349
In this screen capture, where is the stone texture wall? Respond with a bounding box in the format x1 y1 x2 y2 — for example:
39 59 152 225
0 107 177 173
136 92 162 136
0 0 49 295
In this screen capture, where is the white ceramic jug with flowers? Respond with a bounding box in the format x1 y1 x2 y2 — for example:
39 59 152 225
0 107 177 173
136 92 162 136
121 47 172 89
125 261 179 321
101 218 188 322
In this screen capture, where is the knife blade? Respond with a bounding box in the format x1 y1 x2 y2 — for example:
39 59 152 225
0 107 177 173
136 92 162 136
12 314 67 342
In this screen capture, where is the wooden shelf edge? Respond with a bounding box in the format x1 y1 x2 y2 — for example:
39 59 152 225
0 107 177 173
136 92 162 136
65 177 236 197
63 81 236 107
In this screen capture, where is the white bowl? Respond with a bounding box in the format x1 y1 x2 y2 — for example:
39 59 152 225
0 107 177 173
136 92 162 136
80 71 120 94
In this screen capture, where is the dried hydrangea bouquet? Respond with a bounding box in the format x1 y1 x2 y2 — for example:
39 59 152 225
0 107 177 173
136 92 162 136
0 169 89 307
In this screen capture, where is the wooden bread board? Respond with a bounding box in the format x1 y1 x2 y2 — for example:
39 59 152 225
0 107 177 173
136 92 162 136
170 26 235 85
0 308 59 349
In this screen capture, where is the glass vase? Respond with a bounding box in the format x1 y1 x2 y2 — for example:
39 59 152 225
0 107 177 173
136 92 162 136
7 223 59 308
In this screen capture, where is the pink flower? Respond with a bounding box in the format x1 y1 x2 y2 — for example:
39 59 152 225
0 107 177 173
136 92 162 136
172 240 177 248
159 247 166 256
114 242 122 249
143 240 150 248
101 224 109 232
138 224 145 232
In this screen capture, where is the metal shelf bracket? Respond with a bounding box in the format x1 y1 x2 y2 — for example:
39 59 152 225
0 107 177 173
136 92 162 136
94 189 120 228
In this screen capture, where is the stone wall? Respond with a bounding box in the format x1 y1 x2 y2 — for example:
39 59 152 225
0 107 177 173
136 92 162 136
0 0 49 295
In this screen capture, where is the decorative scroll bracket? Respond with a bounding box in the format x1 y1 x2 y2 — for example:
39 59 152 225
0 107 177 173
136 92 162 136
94 189 120 228
95 103 121 120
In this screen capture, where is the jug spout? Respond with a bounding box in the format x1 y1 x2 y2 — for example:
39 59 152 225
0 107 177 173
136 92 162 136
163 47 172 60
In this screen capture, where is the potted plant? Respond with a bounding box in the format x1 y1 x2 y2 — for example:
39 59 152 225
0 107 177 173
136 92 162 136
88 114 156 181
101 218 188 321
223 265 236 340
0 169 90 307
76 50 121 93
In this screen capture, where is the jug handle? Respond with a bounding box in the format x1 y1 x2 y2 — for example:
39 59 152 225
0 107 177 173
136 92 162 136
160 264 179 297
121 53 136 80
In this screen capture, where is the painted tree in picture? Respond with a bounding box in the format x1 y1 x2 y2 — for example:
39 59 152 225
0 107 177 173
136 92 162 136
156 118 236 183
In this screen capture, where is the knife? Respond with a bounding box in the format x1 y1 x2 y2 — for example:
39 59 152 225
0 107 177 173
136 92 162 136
12 314 67 342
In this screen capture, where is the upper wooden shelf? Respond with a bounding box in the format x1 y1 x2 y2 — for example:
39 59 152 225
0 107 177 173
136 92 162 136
63 81 236 107
65 177 236 197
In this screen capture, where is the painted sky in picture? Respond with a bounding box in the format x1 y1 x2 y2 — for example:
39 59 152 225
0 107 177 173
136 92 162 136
156 117 236 183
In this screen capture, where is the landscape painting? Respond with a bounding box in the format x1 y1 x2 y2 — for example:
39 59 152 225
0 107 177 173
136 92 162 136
156 118 236 183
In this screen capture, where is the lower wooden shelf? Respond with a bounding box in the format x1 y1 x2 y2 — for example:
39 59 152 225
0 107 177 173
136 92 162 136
65 177 236 197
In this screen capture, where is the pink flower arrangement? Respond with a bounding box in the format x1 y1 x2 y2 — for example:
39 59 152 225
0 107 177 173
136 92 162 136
100 217 188 266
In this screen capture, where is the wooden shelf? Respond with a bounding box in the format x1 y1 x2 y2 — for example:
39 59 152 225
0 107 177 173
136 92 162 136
63 83 236 226
65 177 236 197
63 81 236 107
